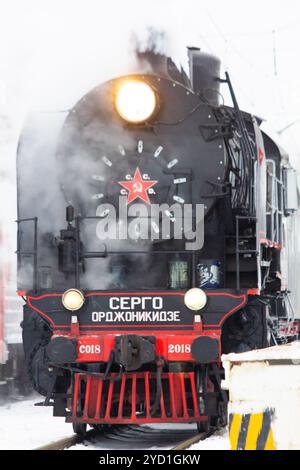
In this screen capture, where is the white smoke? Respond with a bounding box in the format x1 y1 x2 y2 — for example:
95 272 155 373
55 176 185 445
1 0 300 283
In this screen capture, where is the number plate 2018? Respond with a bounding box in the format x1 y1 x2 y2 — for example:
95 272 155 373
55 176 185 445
167 337 192 360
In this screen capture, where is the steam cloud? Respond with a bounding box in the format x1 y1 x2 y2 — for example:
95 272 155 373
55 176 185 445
15 26 181 291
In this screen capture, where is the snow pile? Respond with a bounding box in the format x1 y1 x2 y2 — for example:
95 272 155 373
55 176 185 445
223 342 300 449
222 341 300 363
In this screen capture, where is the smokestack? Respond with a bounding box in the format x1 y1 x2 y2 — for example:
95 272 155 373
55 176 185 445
136 49 190 87
187 47 221 105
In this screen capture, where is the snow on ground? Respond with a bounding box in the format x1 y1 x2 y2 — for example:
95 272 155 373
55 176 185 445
71 439 174 451
70 423 203 451
0 395 230 450
71 425 230 451
0 394 71 450
190 428 230 450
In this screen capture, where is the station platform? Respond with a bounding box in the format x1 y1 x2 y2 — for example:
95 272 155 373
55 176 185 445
222 342 300 450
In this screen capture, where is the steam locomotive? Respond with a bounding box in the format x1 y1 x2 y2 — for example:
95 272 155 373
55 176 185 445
17 48 300 433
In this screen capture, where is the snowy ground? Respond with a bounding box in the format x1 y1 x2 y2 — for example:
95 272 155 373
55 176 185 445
0 395 70 450
0 395 229 450
71 424 229 451
190 428 230 450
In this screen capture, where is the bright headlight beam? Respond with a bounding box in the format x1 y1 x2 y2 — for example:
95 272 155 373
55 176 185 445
62 289 84 311
184 288 207 311
115 81 156 123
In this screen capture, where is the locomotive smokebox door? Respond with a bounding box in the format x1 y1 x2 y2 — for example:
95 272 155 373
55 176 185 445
115 335 156 371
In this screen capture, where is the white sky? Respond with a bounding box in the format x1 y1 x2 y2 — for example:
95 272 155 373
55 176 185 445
0 2 299 123
0 0 300 180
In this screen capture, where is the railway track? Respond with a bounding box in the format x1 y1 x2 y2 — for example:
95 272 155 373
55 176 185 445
36 424 215 451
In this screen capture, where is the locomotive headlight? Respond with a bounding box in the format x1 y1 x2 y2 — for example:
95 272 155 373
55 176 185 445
115 81 157 123
62 289 84 311
184 288 207 311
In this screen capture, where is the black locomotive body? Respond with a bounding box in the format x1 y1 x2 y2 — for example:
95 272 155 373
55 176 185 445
17 48 299 432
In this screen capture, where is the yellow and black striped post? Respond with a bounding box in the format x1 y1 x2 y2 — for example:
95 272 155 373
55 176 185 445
229 409 276 450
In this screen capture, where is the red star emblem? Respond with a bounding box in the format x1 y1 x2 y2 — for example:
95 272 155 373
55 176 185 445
118 167 157 204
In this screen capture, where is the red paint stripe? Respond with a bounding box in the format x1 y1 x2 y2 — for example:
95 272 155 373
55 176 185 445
27 296 63 328
160 386 166 419
79 324 193 328
27 291 247 329
189 372 200 418
145 372 151 418
27 291 185 300
95 379 103 419
71 329 194 336
180 373 188 418
118 375 126 419
73 373 80 418
131 375 137 421
28 290 246 300
169 374 177 418
87 291 185 297
204 294 246 327
83 376 92 419
247 288 260 295
105 380 114 420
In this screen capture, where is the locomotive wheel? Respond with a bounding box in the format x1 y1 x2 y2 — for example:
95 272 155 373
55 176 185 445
197 419 210 433
72 376 87 436
195 365 211 433
72 422 87 436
